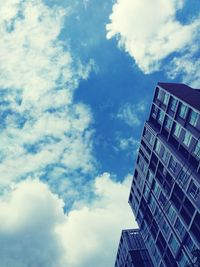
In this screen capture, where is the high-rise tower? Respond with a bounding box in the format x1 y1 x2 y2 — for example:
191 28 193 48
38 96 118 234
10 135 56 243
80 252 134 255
115 83 200 267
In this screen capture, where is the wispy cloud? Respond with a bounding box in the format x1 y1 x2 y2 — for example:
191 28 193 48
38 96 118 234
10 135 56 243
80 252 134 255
106 0 200 81
118 137 139 152
0 174 136 267
167 51 200 88
117 102 146 127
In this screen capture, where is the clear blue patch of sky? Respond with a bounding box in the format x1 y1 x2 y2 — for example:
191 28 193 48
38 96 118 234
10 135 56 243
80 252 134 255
176 0 200 24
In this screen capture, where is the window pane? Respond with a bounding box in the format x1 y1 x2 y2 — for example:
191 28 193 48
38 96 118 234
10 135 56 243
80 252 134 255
159 192 167 207
155 139 162 154
152 106 159 118
168 156 177 173
179 103 188 119
144 184 150 200
163 93 169 105
152 180 160 198
189 110 199 126
157 89 164 101
162 150 170 164
170 98 178 112
177 251 189 267
169 234 179 255
189 180 199 200
147 171 154 185
166 204 176 223
162 219 170 237
165 117 173 130
183 131 192 147
175 217 186 239
177 169 189 189
144 129 155 146
158 110 165 124
174 123 182 138
194 141 200 158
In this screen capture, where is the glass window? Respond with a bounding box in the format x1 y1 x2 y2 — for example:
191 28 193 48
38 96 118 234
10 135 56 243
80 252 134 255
144 129 155 146
162 219 170 237
147 171 154 185
149 195 156 213
175 217 186 239
157 89 164 101
194 140 200 158
179 103 188 119
174 123 182 138
154 206 162 220
155 139 162 154
189 180 199 200
159 191 167 207
162 150 170 164
170 98 178 112
168 156 177 173
152 105 159 118
184 234 196 255
165 116 173 130
143 184 150 200
138 156 147 174
177 251 189 267
189 110 199 127
169 234 179 255
162 167 168 177
152 180 160 198
152 246 160 264
166 204 176 223
177 169 189 189
158 110 165 124
163 93 169 105
183 131 192 147
137 174 144 189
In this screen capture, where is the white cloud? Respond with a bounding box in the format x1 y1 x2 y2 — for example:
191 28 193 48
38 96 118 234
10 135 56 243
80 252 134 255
106 0 200 74
117 102 146 127
0 174 136 267
0 0 95 189
118 137 139 152
0 179 67 267
167 53 200 88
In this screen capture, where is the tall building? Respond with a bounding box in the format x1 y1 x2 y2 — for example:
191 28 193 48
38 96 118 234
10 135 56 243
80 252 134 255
115 83 200 267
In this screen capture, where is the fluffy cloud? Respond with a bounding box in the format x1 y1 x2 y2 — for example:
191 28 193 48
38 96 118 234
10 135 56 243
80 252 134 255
0 174 136 267
117 102 146 127
0 179 66 267
0 0 95 194
106 0 200 75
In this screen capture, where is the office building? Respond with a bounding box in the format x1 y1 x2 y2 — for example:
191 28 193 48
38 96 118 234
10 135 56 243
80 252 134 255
115 83 200 267
115 229 154 267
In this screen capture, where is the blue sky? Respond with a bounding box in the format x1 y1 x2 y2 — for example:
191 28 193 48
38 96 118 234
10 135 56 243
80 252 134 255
0 0 199 266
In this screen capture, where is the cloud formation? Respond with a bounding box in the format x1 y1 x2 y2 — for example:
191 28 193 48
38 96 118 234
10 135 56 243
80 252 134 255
0 0 95 196
117 102 146 127
0 174 136 267
106 0 200 76
118 137 139 152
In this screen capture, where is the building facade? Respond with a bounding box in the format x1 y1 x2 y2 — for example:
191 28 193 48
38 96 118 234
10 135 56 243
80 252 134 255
115 229 154 267
115 83 200 267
